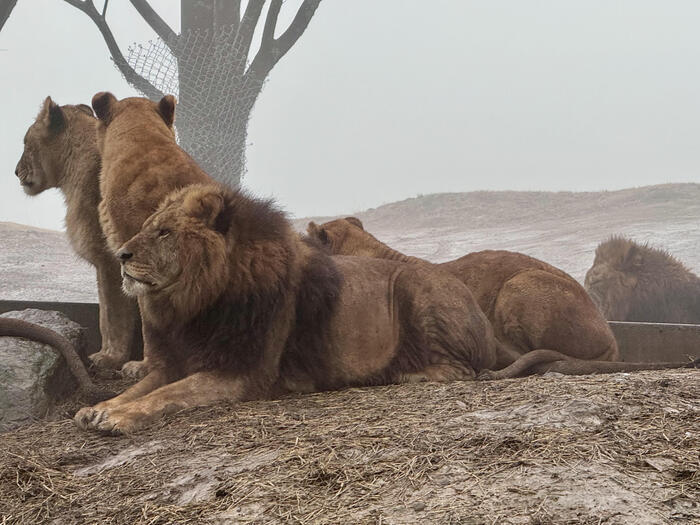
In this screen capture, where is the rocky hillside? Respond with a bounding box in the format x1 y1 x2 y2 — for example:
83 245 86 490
296 183 700 282
2 183 699 302
0 222 95 302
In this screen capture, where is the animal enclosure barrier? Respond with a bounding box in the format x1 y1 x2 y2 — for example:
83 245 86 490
2 301 698 364
125 25 266 185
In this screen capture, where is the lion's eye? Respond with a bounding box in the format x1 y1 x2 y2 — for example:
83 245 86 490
158 229 170 238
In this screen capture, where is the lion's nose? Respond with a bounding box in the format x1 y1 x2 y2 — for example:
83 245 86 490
117 250 133 262
14 167 19 177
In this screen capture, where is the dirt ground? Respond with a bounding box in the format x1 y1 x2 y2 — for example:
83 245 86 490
1 369 698 524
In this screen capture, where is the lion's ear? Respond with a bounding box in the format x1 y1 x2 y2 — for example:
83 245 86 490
317 227 329 244
307 221 319 236
41 96 65 132
158 95 176 127
76 104 94 117
92 92 117 124
183 187 226 228
624 245 643 268
307 221 329 243
344 217 364 230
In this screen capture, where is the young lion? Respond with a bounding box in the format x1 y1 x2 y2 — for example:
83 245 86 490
307 218 699 378
14 97 141 370
74 184 500 434
91 92 216 377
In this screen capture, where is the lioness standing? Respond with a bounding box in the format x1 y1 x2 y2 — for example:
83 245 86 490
91 93 216 377
14 97 141 370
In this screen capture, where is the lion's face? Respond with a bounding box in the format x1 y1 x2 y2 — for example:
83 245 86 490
118 218 181 297
584 238 641 319
15 98 67 196
306 217 365 255
117 185 230 305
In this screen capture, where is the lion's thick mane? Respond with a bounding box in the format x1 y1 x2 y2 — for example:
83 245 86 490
586 236 700 323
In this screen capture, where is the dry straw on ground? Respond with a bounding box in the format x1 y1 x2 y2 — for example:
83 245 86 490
1 369 698 524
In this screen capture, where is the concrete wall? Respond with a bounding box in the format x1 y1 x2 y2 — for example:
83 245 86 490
610 321 699 363
0 301 100 362
1 301 698 365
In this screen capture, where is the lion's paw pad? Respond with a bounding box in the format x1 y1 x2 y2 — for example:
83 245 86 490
88 350 128 370
74 406 111 429
121 360 149 379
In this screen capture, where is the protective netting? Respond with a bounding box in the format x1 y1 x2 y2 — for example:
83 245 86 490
123 25 265 185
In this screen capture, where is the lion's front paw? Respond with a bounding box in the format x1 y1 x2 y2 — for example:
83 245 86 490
74 405 146 435
74 405 111 430
88 348 129 370
121 359 149 379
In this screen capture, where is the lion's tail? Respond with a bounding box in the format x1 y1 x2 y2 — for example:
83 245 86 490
0 317 114 402
478 348 699 380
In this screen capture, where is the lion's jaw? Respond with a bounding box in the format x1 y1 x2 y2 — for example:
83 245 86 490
121 266 160 296
16 150 50 196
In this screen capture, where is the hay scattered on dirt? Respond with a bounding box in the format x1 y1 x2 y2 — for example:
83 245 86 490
1 370 698 524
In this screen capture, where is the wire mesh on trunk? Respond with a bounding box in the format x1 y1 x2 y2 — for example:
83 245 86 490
123 25 265 186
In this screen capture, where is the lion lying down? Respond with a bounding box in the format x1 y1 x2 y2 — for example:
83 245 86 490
306 218 699 378
75 184 502 434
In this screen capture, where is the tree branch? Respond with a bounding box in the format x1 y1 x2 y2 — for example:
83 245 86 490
275 0 321 63
0 0 18 33
129 0 177 43
247 0 321 81
260 0 282 50
63 0 163 100
234 0 264 63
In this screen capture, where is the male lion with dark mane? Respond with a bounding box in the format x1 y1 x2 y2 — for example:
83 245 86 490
307 218 699 379
13 97 141 370
74 184 502 434
585 236 700 323
91 92 216 377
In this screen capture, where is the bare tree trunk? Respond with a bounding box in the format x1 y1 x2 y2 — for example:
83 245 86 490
0 0 18 32
61 0 321 187
176 1 261 185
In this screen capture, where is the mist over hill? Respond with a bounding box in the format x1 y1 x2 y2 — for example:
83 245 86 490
297 183 700 282
2 184 699 302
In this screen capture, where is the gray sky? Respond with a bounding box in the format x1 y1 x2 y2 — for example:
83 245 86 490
2 1 700 230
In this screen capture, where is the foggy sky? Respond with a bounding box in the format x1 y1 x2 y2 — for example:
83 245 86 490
2 1 700 231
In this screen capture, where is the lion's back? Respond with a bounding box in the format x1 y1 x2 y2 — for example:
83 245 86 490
441 250 575 316
99 126 212 250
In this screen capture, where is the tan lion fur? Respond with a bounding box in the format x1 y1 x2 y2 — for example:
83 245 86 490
92 92 216 376
75 184 500 434
585 236 700 323
307 218 629 379
14 97 141 370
